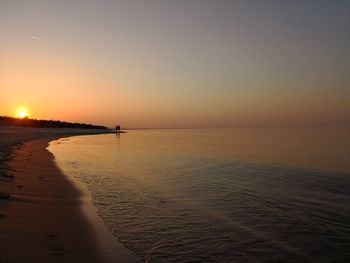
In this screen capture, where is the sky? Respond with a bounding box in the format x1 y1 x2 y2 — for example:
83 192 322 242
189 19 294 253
1 0 349 128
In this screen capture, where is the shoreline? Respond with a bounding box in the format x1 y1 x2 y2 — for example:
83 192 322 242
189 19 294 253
0 127 140 262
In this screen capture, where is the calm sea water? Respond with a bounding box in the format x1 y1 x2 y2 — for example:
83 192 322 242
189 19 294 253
49 128 350 263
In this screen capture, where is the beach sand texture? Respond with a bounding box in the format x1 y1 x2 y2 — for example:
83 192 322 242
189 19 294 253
0 127 139 263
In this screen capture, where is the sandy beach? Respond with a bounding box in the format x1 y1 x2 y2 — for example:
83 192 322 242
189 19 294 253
0 127 140 263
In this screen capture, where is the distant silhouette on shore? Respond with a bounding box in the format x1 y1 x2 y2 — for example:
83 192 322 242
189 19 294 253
115 125 121 133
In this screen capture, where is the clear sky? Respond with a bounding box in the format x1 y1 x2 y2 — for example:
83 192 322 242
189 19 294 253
1 0 349 128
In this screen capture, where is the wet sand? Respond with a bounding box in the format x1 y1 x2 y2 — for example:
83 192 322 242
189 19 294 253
0 127 140 262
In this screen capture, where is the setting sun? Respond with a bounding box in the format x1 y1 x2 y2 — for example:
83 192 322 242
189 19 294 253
14 107 30 119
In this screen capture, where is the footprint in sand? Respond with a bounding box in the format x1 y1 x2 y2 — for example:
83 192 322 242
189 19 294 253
0 192 10 199
45 234 65 256
0 213 7 219
16 185 24 191
0 173 15 179
46 234 56 239
0 254 9 262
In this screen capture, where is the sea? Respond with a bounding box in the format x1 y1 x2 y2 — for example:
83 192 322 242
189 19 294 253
48 127 350 263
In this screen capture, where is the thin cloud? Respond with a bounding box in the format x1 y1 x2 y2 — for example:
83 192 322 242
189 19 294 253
30 35 42 40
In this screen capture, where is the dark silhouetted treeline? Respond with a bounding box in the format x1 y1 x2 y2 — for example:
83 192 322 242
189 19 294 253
0 116 107 130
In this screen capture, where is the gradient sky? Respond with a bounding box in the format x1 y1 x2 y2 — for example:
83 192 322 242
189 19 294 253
1 0 349 128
